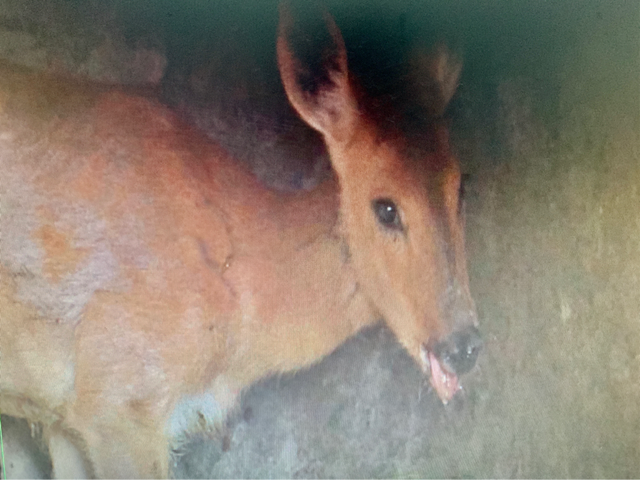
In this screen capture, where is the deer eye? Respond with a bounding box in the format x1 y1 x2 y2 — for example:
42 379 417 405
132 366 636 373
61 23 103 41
372 198 403 231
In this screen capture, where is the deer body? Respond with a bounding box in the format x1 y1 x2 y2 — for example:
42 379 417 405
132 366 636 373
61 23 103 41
0 9 480 479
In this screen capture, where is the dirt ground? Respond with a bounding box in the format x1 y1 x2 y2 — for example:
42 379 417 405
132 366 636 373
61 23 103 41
0 0 638 478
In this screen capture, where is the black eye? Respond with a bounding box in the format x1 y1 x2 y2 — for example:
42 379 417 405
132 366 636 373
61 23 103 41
372 198 403 231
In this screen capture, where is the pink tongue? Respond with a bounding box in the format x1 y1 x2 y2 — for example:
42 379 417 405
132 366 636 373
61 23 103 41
428 351 460 404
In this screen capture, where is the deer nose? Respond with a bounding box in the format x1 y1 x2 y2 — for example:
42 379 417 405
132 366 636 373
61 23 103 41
432 325 482 376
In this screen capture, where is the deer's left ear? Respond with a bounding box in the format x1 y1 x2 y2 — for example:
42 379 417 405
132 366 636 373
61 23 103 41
408 45 462 117
277 7 359 145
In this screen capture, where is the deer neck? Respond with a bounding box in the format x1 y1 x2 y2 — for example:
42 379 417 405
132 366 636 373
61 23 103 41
216 176 379 390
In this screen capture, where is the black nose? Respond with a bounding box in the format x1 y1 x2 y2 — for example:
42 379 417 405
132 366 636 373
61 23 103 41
433 326 482 376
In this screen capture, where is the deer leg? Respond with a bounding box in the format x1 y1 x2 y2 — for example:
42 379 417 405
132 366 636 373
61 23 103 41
80 423 169 479
47 429 91 479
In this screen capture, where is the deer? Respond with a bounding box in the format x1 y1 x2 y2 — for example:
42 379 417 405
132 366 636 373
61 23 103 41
0 6 481 479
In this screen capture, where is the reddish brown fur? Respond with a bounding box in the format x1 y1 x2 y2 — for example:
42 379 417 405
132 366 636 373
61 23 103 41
0 10 476 479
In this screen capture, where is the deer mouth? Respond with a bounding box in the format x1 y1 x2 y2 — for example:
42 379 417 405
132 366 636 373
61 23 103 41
419 325 482 404
420 345 460 404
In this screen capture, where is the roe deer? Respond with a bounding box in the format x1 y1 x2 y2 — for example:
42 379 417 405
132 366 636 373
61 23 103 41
0 7 481 478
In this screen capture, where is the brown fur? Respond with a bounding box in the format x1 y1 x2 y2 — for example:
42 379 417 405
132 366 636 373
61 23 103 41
0 10 474 479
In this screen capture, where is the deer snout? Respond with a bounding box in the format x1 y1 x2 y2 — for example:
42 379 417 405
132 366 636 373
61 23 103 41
420 323 482 404
432 325 482 376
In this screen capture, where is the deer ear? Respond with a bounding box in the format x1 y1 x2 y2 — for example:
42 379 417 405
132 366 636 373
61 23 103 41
408 45 462 117
277 6 359 144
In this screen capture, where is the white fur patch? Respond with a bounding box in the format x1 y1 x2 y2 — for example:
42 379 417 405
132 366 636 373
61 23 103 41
166 391 225 439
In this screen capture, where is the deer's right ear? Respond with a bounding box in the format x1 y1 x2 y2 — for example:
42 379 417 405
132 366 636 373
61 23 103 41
277 6 359 144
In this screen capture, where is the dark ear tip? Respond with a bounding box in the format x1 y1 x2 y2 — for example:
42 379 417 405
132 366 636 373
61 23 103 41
408 45 462 117
277 2 293 39
322 11 347 66
434 45 462 110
